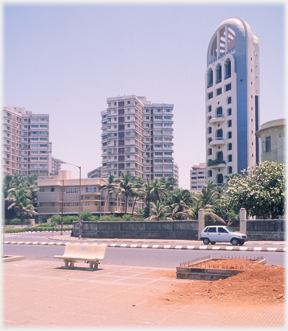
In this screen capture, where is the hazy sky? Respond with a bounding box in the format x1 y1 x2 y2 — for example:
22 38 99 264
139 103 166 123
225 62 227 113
3 0 285 189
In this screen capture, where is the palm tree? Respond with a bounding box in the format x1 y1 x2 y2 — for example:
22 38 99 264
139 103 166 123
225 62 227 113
5 187 37 219
193 181 225 224
167 189 196 220
117 172 134 214
142 179 168 217
131 177 144 216
100 174 119 214
146 201 169 221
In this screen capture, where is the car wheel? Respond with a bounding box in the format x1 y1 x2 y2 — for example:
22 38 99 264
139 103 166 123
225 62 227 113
231 238 238 245
210 242 216 245
239 242 245 246
203 238 210 245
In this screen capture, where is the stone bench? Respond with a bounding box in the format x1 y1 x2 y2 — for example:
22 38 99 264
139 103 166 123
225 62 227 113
54 243 107 270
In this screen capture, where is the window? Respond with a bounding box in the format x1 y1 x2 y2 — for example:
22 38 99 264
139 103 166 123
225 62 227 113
51 202 55 207
208 92 213 100
227 131 232 139
155 116 162 119
39 187 44 192
227 97 232 104
218 227 228 233
225 83 231 92
216 151 223 161
208 105 212 113
227 108 232 116
228 154 232 162
208 127 212 134
228 120 232 127
217 174 223 184
207 68 213 88
216 88 222 96
208 148 212 155
216 107 223 116
262 136 271 152
51 187 55 192
216 64 222 83
228 166 233 174
225 58 231 79
216 129 223 138
228 143 232 151
208 227 216 233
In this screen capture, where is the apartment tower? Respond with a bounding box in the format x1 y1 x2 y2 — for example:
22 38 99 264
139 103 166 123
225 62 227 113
3 106 51 177
101 95 174 180
205 17 260 185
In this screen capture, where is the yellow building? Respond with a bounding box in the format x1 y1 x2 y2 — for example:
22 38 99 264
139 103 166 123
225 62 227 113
37 170 143 219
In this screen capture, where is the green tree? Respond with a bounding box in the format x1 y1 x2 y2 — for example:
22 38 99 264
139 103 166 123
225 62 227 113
226 161 285 219
146 201 169 221
100 174 119 215
131 177 144 216
166 189 196 220
5 187 37 219
117 171 134 214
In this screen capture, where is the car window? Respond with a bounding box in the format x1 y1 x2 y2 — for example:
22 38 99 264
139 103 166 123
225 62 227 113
218 227 228 233
226 227 235 232
207 227 216 233
203 227 209 232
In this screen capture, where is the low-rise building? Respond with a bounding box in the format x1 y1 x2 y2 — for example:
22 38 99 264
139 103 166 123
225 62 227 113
37 170 143 220
255 119 285 163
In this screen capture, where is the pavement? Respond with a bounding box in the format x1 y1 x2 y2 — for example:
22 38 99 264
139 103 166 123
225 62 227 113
2 232 286 328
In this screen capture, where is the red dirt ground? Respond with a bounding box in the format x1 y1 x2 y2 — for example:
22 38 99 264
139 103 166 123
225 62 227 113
154 259 285 307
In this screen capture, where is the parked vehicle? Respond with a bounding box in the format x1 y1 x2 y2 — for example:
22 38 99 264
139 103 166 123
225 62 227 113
200 226 247 245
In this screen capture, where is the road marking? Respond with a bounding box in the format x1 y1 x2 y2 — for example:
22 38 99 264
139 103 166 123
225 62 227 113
187 246 194 249
199 246 208 249
164 245 171 249
239 247 248 251
18 242 23 244
212 246 220 250
141 244 149 248
40 242 47 245
32 242 38 245
267 247 277 251
175 245 182 249
254 247 262 251
109 243 117 247
130 244 138 248
48 242 54 245
25 242 31 245
10 241 16 244
225 247 233 250
152 245 159 248
120 244 127 247
56 242 63 245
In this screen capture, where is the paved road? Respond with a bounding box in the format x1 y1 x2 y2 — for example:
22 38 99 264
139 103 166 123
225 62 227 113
4 241 285 268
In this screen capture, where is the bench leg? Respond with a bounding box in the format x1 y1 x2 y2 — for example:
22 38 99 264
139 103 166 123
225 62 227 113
64 260 75 268
88 261 99 270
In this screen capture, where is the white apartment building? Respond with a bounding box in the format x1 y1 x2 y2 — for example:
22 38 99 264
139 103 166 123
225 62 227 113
101 95 174 181
172 161 179 188
205 18 260 185
51 157 63 175
2 106 51 177
190 163 206 194
88 166 102 178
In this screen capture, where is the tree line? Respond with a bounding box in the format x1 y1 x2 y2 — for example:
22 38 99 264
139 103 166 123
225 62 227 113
3 161 285 222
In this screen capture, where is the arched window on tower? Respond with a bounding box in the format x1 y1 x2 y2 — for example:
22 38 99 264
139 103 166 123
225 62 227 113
216 151 223 161
207 69 213 88
225 58 231 79
216 63 222 83
216 129 223 139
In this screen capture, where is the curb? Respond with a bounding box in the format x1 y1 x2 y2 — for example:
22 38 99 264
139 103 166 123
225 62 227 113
2 255 25 262
3 241 286 252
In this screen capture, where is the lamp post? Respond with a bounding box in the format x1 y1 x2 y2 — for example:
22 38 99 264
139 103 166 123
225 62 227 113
60 161 82 239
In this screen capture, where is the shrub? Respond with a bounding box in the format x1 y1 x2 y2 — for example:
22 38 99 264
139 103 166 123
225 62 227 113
99 215 115 222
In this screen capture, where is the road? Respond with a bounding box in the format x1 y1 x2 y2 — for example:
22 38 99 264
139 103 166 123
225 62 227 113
4 243 285 268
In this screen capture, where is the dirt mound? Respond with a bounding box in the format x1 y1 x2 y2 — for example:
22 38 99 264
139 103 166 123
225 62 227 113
155 260 285 307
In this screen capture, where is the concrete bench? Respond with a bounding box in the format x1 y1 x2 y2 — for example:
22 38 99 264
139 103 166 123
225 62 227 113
54 243 107 270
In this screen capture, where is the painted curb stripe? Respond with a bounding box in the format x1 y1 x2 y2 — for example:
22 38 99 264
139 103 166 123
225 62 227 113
152 245 159 248
187 246 195 249
120 244 127 247
163 245 171 249
110 244 117 247
141 244 149 248
199 246 208 250
130 244 138 248
267 247 277 251
212 246 220 250
175 245 182 249
239 247 248 251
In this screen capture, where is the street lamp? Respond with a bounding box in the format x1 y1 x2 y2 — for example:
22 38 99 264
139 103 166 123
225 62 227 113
60 161 82 239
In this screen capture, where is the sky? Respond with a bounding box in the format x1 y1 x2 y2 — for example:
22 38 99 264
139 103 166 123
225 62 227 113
2 0 286 189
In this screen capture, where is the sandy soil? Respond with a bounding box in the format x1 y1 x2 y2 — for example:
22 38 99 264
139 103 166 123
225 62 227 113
154 259 285 307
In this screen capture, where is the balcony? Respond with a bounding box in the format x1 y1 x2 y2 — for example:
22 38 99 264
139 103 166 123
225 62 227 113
209 137 226 146
209 115 225 124
207 159 226 168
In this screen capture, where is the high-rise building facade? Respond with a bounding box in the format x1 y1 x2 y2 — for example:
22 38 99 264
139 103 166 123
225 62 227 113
190 163 206 193
205 18 260 185
2 106 51 177
101 95 174 181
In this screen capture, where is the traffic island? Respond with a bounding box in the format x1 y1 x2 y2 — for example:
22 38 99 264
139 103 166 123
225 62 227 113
176 257 267 281
2 255 25 262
